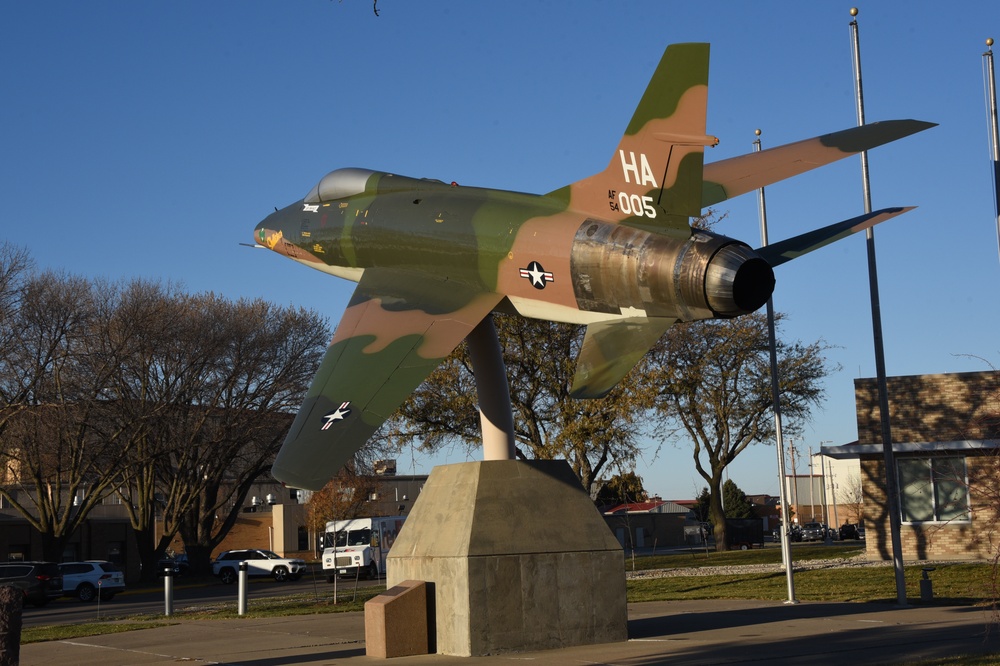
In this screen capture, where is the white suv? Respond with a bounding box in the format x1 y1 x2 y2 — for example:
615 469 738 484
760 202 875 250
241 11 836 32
212 549 307 584
58 561 126 602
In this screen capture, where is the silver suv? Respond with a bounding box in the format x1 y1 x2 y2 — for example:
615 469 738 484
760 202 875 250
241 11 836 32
212 549 306 584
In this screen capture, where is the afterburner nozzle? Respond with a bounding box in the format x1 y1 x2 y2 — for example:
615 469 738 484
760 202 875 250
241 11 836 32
705 244 774 316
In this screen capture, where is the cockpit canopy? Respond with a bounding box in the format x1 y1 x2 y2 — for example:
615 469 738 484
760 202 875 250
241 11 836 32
304 168 376 204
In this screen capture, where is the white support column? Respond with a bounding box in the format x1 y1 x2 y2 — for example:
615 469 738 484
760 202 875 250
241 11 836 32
466 314 516 460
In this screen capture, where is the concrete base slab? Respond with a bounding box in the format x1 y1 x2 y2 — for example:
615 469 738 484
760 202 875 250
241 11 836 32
387 460 627 657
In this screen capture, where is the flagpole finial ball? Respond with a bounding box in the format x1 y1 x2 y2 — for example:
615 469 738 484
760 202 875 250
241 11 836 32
755 129 761 137
850 7 858 17
988 38 995 48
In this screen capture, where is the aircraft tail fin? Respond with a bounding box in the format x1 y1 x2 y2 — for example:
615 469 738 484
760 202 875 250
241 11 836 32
548 43 716 235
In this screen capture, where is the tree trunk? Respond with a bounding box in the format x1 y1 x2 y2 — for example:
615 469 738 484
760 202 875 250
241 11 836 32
182 543 215 577
0 585 22 666
39 531 67 563
708 476 727 552
133 524 159 584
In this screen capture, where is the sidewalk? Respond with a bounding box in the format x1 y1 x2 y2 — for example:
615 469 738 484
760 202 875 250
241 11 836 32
20 599 1000 665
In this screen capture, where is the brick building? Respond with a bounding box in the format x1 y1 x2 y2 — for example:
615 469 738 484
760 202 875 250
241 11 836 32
602 499 692 549
823 371 1000 561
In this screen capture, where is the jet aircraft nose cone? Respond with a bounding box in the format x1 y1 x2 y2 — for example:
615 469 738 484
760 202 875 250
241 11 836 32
254 208 287 249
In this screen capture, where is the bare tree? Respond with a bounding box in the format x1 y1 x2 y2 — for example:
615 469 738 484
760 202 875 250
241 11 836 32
94 279 225 577
0 264 329 574
106 289 329 577
651 312 833 550
0 271 137 560
306 466 383 538
836 471 865 525
0 242 33 433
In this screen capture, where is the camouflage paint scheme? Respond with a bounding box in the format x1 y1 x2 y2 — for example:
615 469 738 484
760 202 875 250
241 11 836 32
255 43 934 490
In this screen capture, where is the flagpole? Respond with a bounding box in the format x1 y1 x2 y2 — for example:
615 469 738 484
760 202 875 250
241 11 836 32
984 38 1000 261
755 129 797 605
849 7 907 606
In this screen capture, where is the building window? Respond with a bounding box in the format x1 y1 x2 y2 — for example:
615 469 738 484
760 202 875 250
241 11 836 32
897 456 969 523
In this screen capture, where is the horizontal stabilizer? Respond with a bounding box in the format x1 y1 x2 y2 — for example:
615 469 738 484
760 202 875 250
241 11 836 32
702 120 936 208
571 317 675 399
756 207 915 268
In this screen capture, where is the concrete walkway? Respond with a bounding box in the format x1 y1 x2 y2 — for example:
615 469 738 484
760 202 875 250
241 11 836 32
20 599 1000 665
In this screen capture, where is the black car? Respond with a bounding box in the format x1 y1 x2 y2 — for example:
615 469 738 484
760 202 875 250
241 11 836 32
0 561 63 607
157 554 190 576
772 524 802 542
839 523 865 540
800 522 827 542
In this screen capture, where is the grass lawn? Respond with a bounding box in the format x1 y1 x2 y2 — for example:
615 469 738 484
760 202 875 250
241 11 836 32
624 541 867 570
627 562 995 604
625 542 996 604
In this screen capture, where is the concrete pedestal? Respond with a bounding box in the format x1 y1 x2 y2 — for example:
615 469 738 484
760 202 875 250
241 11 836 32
386 459 627 657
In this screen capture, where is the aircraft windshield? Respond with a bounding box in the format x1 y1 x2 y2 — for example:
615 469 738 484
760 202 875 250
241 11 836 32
304 168 375 203
329 528 372 548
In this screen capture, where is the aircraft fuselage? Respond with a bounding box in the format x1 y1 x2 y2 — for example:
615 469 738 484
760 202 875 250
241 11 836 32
255 169 772 328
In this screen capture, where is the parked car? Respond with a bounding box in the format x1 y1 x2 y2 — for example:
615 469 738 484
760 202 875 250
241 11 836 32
212 549 307 584
0 561 63 607
58 560 125 602
157 554 190 576
799 522 827 542
771 524 802 542
839 523 861 540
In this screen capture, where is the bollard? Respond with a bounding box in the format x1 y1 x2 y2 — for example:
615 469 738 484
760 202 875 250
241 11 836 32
238 561 248 615
163 566 175 616
920 567 936 602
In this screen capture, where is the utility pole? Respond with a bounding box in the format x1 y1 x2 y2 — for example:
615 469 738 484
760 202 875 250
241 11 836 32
788 440 799 523
828 458 840 529
808 446 815 522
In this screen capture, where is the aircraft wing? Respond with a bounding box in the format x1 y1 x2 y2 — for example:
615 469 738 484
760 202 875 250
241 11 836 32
701 120 936 208
756 206 915 267
271 269 503 490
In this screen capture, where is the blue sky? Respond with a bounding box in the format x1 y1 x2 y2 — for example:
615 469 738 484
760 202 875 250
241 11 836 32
3 1 998 499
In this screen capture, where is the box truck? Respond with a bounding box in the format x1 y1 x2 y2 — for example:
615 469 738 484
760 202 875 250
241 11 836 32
322 515 406 581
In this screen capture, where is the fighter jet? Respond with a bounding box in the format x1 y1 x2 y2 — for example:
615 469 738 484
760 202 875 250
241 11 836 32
255 43 933 490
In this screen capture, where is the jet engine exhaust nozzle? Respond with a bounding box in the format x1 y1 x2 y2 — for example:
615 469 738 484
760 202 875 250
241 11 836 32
704 244 775 317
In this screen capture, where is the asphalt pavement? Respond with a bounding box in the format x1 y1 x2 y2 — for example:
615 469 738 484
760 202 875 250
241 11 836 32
19 598 1000 665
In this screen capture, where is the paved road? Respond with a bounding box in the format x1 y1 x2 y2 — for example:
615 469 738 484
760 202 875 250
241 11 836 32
21 569 380 627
